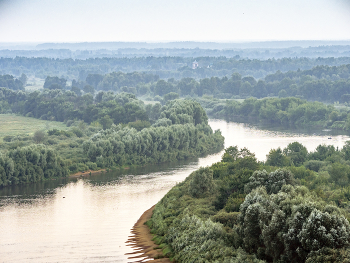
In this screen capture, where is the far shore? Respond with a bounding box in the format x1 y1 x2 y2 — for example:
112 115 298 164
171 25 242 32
69 166 132 178
69 169 107 178
125 205 172 263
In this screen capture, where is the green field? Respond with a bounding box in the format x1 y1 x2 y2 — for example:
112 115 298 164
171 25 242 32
0 114 69 141
24 77 45 91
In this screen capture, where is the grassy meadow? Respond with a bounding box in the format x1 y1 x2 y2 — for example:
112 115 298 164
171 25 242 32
0 114 69 141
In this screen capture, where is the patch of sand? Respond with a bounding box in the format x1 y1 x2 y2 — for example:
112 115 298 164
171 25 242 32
126 206 172 263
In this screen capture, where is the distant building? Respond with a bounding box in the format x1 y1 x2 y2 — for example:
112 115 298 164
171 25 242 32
192 60 199 69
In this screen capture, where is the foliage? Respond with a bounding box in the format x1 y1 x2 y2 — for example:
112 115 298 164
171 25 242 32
189 167 215 198
0 74 24 90
0 97 224 187
33 130 47 143
244 168 294 194
203 96 350 131
0 144 68 186
148 142 350 262
44 76 67 90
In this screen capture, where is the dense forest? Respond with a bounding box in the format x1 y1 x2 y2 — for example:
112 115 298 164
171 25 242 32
148 64 350 102
198 97 350 131
0 97 224 187
2 64 350 134
1 56 350 80
147 142 350 262
3 63 350 104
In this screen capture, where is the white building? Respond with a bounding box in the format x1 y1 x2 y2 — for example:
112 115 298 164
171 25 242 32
192 60 199 69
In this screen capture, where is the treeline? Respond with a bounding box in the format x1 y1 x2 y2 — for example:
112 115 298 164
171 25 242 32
0 145 68 186
0 88 149 126
2 56 350 80
0 74 25 91
2 44 350 60
82 99 223 168
2 63 350 104
71 71 159 92
72 64 350 103
0 99 224 187
147 142 350 262
199 97 350 131
150 64 350 102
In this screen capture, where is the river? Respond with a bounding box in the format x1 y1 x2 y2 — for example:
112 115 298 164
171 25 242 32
0 120 349 262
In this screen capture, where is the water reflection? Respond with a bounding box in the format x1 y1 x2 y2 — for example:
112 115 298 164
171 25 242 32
0 120 349 262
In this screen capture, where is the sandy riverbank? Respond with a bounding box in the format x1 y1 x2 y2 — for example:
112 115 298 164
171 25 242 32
125 205 172 263
69 166 132 178
69 169 106 178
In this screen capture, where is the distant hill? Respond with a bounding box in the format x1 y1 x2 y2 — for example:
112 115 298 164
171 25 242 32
35 40 350 50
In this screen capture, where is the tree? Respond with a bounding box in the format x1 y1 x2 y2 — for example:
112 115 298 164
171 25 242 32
86 73 103 88
189 167 215 198
328 162 350 186
83 84 95 94
244 168 294 194
154 80 174 96
33 130 46 143
99 115 113 130
266 147 289 166
163 92 179 102
19 73 28 86
283 142 308 166
71 86 82 96
44 76 67 90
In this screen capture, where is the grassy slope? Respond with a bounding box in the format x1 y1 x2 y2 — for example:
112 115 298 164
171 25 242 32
0 114 69 141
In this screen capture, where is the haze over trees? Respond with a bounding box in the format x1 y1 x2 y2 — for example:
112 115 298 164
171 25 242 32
1 55 350 80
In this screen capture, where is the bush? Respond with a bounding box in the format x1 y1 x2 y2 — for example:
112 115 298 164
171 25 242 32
71 127 84 137
47 138 57 145
86 162 98 170
189 167 215 198
66 120 74 127
33 130 46 143
212 211 240 228
304 160 327 172
244 168 294 194
3 135 13 142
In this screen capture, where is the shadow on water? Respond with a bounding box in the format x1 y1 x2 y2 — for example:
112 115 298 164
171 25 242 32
223 118 350 136
1 120 350 263
0 156 201 205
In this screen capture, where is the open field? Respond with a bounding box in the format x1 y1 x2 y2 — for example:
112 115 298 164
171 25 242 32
24 77 45 91
0 114 69 141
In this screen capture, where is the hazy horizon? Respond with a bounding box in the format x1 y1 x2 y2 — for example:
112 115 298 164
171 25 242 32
0 0 350 43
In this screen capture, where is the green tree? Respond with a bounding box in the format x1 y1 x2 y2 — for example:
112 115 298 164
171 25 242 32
44 76 67 89
99 115 113 130
266 147 289 166
283 142 308 166
33 130 46 143
19 73 28 86
189 167 215 198
83 84 95 94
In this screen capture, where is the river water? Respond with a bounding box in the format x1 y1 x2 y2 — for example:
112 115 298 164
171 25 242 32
0 120 349 262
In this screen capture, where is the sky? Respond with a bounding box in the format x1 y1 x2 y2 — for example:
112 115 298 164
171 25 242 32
0 0 350 43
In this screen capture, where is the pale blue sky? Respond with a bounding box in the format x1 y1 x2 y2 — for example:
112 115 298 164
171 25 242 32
0 0 349 43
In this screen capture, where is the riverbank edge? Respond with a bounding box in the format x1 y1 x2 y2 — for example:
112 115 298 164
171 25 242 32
208 114 347 132
125 205 172 263
68 143 225 179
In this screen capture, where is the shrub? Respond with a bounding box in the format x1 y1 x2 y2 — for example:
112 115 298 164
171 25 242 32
189 167 215 198
33 130 46 143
